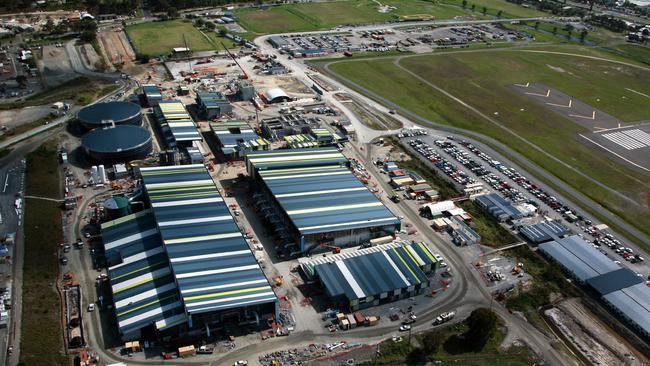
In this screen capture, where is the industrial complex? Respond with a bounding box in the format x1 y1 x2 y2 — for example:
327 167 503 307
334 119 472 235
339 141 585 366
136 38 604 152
5 6 649 366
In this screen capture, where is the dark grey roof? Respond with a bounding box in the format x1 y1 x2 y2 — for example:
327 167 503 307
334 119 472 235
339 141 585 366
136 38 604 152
519 220 569 244
539 235 620 282
476 193 522 221
586 268 644 295
81 125 151 153
603 283 650 337
78 101 141 125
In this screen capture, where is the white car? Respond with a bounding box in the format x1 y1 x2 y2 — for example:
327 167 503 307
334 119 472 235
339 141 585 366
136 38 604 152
399 324 411 332
87 303 95 312
234 361 248 366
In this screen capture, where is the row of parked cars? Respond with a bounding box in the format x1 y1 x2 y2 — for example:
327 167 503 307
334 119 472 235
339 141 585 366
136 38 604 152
407 139 477 186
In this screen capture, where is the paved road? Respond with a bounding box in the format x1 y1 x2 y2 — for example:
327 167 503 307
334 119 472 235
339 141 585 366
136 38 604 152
316 49 650 251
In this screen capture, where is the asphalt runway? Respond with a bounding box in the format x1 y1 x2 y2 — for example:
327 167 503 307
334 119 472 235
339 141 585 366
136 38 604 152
512 82 625 131
512 83 650 174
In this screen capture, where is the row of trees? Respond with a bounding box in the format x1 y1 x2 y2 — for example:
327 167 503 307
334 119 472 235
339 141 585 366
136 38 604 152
41 18 98 43
2 0 138 15
588 14 629 32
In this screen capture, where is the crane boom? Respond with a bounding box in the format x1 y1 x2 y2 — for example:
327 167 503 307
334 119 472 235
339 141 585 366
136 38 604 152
220 42 248 79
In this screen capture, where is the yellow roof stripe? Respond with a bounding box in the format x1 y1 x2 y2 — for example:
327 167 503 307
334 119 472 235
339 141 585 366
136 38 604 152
392 248 421 285
184 285 272 301
287 202 383 216
112 260 168 281
117 293 177 317
418 242 437 262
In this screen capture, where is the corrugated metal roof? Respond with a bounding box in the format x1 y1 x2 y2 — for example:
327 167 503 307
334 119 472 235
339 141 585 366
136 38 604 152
257 164 399 235
154 100 202 145
586 268 644 295
246 147 348 171
539 235 620 282
519 220 569 244
140 165 276 315
313 242 434 301
101 210 187 336
476 193 522 221
210 120 269 153
603 283 650 336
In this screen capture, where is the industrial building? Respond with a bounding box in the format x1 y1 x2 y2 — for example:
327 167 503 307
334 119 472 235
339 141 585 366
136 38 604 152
300 241 438 310
262 88 291 104
142 84 163 106
231 80 255 101
101 165 277 342
447 216 481 246
196 91 232 119
475 193 523 222
77 101 142 129
210 120 270 159
268 36 290 49
539 235 650 339
518 220 569 244
261 114 323 140
153 100 202 148
81 125 152 163
246 148 400 254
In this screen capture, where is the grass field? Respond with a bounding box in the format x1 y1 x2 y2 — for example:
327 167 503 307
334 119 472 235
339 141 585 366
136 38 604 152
441 0 546 18
235 0 471 34
327 48 650 247
0 77 118 111
126 19 217 56
20 140 68 366
601 44 650 65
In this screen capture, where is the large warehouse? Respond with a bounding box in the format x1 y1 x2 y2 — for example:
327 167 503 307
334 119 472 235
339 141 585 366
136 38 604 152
153 100 202 148
210 120 269 159
539 235 650 339
475 193 523 222
101 165 277 342
300 241 438 310
81 125 152 163
246 148 401 254
77 101 142 129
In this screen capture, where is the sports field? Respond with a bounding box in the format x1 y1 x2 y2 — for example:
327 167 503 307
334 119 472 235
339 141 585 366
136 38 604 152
126 19 217 56
235 0 471 34
327 48 650 243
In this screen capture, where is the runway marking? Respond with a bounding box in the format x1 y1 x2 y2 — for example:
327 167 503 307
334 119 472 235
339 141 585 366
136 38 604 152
569 111 596 120
625 88 650 99
593 122 650 134
580 134 650 172
546 99 572 108
514 82 530 88
525 89 550 97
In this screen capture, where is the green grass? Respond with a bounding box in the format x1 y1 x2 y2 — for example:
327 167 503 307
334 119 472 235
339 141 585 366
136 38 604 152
459 201 518 246
0 115 55 143
235 0 470 34
601 44 650 65
327 48 650 249
0 77 119 110
20 140 68 366
440 0 546 18
126 19 217 56
370 320 536 365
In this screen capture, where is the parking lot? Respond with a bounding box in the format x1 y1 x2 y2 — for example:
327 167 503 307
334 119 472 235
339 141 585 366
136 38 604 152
398 130 649 277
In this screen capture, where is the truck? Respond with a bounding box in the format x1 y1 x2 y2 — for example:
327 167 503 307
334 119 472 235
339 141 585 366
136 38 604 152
390 191 401 203
196 345 214 354
433 311 455 325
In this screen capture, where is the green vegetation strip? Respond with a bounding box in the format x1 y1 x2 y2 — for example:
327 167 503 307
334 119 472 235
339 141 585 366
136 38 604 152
20 140 68 366
0 77 118 110
0 116 55 144
126 19 218 56
327 48 650 250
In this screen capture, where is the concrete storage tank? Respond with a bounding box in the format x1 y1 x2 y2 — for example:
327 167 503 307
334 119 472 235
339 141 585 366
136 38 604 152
104 196 131 220
81 125 152 163
77 101 142 129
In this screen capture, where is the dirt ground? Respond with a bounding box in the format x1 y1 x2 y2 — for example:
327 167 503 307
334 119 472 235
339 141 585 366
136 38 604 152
0 106 53 129
545 298 648 366
98 27 142 75
78 44 101 70
38 45 76 88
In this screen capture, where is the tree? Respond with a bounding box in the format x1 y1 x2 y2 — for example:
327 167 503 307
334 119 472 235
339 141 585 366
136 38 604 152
43 18 55 33
552 26 558 35
167 7 179 18
15 75 28 88
579 29 587 42
204 21 215 30
534 21 540 30
496 10 503 18
195 18 204 27
471 4 476 11
421 330 445 355
80 30 96 43
482 6 487 15
218 28 227 37
461 0 467 8
464 308 498 350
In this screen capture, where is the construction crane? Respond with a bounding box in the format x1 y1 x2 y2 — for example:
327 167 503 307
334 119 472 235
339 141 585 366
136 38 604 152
221 42 248 79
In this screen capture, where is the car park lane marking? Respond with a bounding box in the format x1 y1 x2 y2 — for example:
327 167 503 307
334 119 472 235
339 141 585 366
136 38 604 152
569 111 596 120
546 99 572 108
525 89 551 97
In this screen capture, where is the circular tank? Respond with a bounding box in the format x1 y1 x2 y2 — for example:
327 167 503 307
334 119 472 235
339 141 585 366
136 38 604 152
104 196 131 220
77 101 142 129
81 125 152 163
